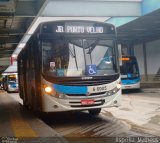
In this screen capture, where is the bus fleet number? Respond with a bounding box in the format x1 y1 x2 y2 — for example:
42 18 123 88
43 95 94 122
92 86 107 92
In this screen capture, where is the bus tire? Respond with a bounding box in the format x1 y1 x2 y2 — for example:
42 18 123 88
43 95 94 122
88 108 101 116
19 86 24 99
7 89 11 93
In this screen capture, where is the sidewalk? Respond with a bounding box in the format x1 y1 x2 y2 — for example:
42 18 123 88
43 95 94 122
140 82 160 88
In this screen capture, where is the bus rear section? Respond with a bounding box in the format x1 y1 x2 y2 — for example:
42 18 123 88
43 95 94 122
17 20 122 115
120 56 140 90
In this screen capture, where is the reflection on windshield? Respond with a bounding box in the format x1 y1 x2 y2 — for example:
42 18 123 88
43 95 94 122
42 38 117 77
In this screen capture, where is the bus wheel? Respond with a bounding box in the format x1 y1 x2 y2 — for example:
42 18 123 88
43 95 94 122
7 90 11 93
88 108 101 116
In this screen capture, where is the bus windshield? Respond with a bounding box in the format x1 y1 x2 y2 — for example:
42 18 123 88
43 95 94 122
42 38 117 77
8 76 17 84
120 58 139 78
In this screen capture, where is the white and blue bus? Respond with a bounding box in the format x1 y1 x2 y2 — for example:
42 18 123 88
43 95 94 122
17 20 121 115
2 74 19 93
120 56 140 90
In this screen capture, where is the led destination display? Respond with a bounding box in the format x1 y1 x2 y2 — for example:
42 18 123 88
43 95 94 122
42 21 115 34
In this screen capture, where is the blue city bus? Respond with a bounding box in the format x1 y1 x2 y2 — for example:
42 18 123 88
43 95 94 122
2 74 19 93
120 56 140 90
17 20 121 115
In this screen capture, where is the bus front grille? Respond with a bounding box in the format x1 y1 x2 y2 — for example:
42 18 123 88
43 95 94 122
67 92 106 97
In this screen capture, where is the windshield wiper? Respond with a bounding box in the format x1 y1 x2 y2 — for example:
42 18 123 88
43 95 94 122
87 39 99 54
73 45 78 70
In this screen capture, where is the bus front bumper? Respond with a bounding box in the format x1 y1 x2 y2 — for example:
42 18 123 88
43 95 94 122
42 89 121 112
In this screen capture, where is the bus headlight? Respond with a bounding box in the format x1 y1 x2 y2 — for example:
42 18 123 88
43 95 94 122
59 93 65 98
106 82 121 96
43 84 64 98
44 86 52 94
43 84 54 95
117 82 121 89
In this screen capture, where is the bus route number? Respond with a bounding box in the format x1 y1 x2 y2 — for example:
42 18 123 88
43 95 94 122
92 85 107 92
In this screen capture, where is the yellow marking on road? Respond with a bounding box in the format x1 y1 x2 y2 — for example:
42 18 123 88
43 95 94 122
11 118 38 137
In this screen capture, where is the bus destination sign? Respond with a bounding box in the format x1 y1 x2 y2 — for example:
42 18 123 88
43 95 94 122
55 25 104 34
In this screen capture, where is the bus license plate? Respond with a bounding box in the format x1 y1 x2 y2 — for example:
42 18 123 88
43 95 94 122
88 85 107 93
81 99 95 105
125 86 131 89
